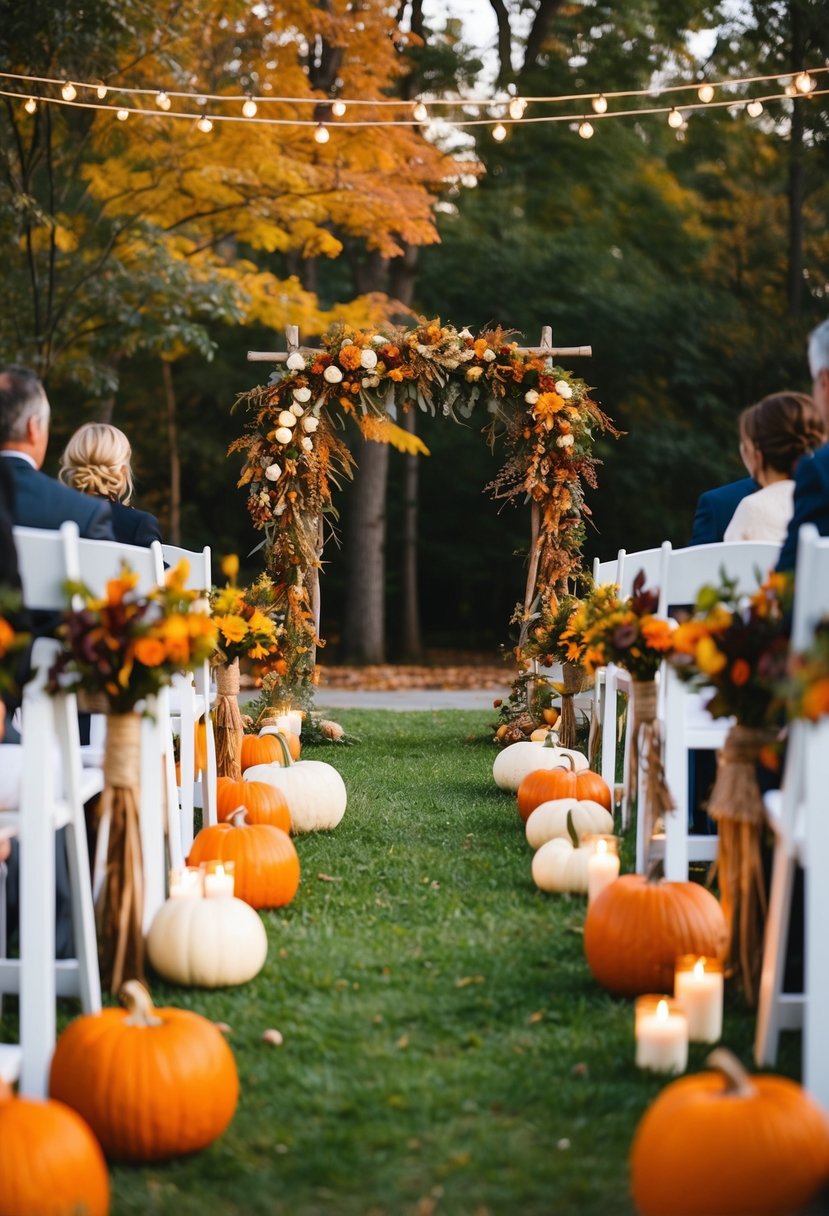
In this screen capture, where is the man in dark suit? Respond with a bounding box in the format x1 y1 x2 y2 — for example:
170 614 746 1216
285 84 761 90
777 318 829 571
0 366 114 540
690 475 757 545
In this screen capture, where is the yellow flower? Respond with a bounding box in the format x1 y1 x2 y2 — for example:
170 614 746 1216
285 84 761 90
165 559 190 593
695 636 727 676
214 614 249 646
247 609 276 637
212 586 245 616
156 614 194 663
221 554 240 583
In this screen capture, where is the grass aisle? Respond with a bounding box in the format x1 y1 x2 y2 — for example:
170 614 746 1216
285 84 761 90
43 711 799 1213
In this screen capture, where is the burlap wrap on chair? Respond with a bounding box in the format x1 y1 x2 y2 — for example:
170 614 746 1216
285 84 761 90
558 661 587 750
631 679 675 856
215 658 244 781
708 723 774 1006
96 712 144 994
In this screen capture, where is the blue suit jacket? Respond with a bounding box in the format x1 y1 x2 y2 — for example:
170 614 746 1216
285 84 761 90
777 446 829 571
107 500 162 548
3 455 114 540
690 477 757 546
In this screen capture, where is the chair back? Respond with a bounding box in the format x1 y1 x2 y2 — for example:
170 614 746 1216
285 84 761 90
616 546 668 599
791 524 829 651
658 540 780 617
161 544 211 592
74 536 164 597
592 555 619 586
12 522 80 610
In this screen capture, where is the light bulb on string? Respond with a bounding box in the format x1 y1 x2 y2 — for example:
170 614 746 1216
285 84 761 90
747 99 764 118
697 83 714 103
591 94 608 114
96 83 108 100
242 98 257 118
412 101 428 123
508 97 526 120
578 120 594 140
116 108 129 121
314 122 330 143
156 91 172 111
196 116 213 133
492 122 507 142
784 80 797 97
795 71 815 93
331 100 347 118
667 108 683 129
61 82 77 101
24 97 37 114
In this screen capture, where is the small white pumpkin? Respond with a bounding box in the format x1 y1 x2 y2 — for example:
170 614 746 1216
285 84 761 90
493 732 588 792
532 836 590 894
147 896 268 987
525 797 613 850
245 734 346 832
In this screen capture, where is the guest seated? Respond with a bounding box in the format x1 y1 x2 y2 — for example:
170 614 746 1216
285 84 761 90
778 318 829 570
690 475 757 546
724 392 825 544
59 422 161 547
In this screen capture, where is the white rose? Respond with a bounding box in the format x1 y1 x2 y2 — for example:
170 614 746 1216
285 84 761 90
277 410 297 428
525 390 539 405
274 427 294 445
286 352 305 371
459 327 472 339
360 348 378 369
556 434 575 448
340 338 353 347
362 375 380 388
301 436 313 452
290 403 304 417
371 334 386 345
264 462 282 480
466 366 484 382
302 416 320 433
483 348 496 362
555 380 573 399
293 387 312 404
323 365 343 384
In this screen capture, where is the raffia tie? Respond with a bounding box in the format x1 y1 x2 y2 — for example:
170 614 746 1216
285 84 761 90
103 712 141 787
215 659 244 781
558 662 587 750
97 712 144 994
629 679 658 802
708 724 774 1006
216 661 241 697
630 679 675 862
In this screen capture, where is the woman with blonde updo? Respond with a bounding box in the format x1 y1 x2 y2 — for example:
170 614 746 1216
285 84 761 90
724 391 826 544
59 422 162 547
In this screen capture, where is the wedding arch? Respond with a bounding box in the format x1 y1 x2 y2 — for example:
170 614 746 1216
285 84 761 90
231 320 617 712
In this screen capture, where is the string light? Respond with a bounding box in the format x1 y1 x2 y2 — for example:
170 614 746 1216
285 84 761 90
412 101 428 122
156 91 171 110
795 71 815 93
591 94 607 114
314 122 330 143
196 115 213 132
242 97 257 117
116 108 129 121
508 97 526 119
23 96 37 114
784 81 797 97
746 99 764 117
697 83 714 103
667 107 683 128
578 120 594 139
492 122 507 141
60 81 76 101
96 83 108 100
331 100 347 117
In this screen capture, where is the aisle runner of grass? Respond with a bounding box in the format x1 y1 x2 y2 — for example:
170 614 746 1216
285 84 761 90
4 711 799 1215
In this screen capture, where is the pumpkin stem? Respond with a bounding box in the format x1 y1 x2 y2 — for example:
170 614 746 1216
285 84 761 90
566 808 580 849
705 1049 756 1098
542 730 561 749
555 754 576 772
271 730 294 768
119 980 163 1027
228 806 249 827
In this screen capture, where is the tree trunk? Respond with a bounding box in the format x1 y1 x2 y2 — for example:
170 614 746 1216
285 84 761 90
161 359 181 545
786 4 805 318
341 435 389 663
399 407 423 661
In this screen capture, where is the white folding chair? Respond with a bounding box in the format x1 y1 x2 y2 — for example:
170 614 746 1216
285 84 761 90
2 522 102 1097
755 524 829 1107
161 543 217 849
649 540 781 879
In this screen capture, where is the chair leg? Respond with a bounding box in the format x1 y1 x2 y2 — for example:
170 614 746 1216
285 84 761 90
0 859 6 1021
754 842 797 1067
140 705 167 933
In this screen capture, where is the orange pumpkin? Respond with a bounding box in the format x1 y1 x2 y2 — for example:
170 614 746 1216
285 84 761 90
583 873 727 996
240 730 300 770
49 981 238 1163
517 760 612 823
630 1049 829 1215
188 808 300 909
216 776 291 832
0 1077 110 1215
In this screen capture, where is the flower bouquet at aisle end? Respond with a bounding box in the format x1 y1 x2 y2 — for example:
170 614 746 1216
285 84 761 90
47 562 218 993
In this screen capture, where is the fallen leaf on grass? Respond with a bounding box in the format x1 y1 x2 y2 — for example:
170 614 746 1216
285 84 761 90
396 1034 409 1049
455 975 485 988
262 1028 284 1046
528 1010 544 1024
317 873 340 882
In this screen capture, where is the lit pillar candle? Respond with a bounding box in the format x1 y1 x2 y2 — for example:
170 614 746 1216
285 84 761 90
585 834 620 905
635 996 688 1074
169 866 203 899
201 860 235 899
286 709 303 736
674 955 724 1043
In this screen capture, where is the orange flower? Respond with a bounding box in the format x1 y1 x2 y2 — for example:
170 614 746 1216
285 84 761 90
532 392 565 422
731 658 751 686
133 637 167 667
388 368 405 382
155 614 192 663
473 338 488 358
338 345 362 370
802 677 829 721
641 616 674 652
0 617 13 657
106 570 140 605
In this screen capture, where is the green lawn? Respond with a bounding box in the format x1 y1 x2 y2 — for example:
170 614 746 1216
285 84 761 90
5 711 802 1215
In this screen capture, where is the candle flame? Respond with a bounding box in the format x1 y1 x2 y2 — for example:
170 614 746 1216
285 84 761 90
693 959 706 979
656 999 669 1021
596 838 608 856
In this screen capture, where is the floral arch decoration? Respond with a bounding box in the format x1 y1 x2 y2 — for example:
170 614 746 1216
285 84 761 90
230 319 618 709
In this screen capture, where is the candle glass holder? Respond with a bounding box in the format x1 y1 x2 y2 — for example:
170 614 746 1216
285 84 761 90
635 994 688 1074
674 955 724 1043
168 865 204 899
583 833 621 905
200 859 236 899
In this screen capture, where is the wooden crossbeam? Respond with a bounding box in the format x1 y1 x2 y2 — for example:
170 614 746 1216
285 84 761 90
247 324 592 362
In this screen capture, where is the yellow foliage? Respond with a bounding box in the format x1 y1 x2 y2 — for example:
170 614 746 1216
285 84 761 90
358 416 431 456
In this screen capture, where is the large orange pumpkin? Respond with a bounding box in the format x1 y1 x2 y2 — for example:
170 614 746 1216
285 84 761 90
583 873 727 996
517 760 612 823
630 1049 829 1215
188 808 300 908
0 1078 110 1216
240 730 300 771
216 776 291 832
49 981 238 1163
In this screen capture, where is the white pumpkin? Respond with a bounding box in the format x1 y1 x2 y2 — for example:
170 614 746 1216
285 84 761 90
532 836 590 894
245 755 346 832
493 734 588 792
147 896 267 987
525 797 614 850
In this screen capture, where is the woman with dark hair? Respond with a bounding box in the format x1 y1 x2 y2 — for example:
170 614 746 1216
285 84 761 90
724 392 826 544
